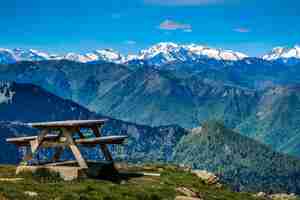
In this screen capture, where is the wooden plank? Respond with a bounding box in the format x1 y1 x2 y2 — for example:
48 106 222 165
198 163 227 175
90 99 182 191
6 135 37 142
21 129 49 162
69 144 88 169
76 135 128 145
28 119 108 129
30 129 49 157
91 126 113 162
6 134 59 145
44 160 78 166
63 128 88 169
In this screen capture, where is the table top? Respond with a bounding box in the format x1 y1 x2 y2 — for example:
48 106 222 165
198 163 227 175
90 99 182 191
28 119 108 129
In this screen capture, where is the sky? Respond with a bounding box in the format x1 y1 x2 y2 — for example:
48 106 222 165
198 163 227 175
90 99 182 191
0 0 299 56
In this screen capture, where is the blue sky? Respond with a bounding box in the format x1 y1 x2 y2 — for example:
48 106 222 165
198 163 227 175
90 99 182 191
0 0 299 56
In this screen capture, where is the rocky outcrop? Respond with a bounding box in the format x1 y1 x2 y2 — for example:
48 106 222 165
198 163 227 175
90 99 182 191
191 170 219 185
253 192 297 200
175 187 203 200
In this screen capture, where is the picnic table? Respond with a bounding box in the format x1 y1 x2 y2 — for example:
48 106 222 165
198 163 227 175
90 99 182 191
6 119 128 179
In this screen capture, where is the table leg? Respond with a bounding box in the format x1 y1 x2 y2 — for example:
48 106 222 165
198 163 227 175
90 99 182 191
63 128 88 169
22 129 49 162
31 129 49 153
91 126 113 162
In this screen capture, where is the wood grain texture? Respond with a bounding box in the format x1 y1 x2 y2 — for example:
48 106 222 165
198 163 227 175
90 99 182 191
91 126 113 162
28 119 108 129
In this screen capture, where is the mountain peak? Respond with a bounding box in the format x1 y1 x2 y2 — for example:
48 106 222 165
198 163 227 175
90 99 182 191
129 42 248 66
263 45 300 60
93 49 124 63
0 43 255 66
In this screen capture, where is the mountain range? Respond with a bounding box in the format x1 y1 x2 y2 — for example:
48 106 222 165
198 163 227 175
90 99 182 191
173 121 300 193
1 81 300 194
1 42 300 193
1 58 300 158
0 81 186 164
1 43 300 66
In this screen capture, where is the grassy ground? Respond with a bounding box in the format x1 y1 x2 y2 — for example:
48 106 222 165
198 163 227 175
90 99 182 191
0 164 273 200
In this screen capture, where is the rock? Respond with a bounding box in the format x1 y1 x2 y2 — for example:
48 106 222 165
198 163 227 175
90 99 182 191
191 170 219 185
253 192 269 199
24 191 38 197
175 196 202 200
176 187 197 197
158 168 164 172
179 164 192 172
253 193 298 200
269 193 297 200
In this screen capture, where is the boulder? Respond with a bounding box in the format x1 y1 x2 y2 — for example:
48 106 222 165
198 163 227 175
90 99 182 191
176 187 197 197
24 191 38 197
191 170 219 185
269 193 297 200
253 192 268 199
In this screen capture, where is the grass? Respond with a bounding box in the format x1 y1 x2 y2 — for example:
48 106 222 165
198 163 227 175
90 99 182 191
0 164 279 200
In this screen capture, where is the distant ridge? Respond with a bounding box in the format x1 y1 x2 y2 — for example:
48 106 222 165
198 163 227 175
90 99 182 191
0 42 249 65
173 121 300 193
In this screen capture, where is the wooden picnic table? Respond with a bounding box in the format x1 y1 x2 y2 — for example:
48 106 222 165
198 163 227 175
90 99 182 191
6 119 128 170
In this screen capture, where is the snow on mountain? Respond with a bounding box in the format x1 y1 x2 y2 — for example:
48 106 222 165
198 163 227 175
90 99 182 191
0 48 54 64
92 49 124 63
0 82 15 104
0 48 17 64
64 53 94 63
125 42 248 66
0 43 250 66
63 49 124 63
12 48 51 61
183 44 248 61
263 45 300 61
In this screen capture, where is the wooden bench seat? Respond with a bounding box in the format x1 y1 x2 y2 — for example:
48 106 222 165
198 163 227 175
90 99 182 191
6 135 128 146
6 134 59 146
75 135 128 145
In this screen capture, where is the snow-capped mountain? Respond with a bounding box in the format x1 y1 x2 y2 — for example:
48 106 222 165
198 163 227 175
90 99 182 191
4 43 300 66
263 45 300 61
0 48 54 64
0 48 125 64
63 53 94 63
0 43 249 66
12 48 52 61
63 49 124 63
0 48 17 64
124 42 248 66
92 49 125 63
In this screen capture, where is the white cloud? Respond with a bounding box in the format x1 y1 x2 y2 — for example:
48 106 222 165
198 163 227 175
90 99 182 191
233 28 251 33
159 20 192 32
